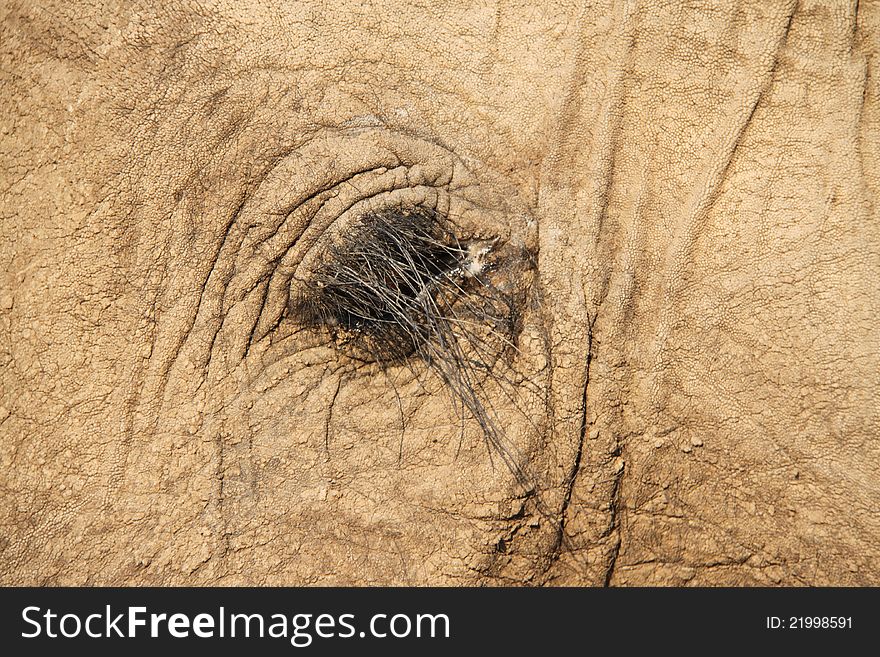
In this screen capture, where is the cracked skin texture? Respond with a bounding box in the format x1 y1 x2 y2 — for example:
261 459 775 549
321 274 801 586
0 0 878 586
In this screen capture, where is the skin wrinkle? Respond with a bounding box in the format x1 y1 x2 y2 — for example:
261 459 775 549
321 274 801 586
649 2 798 408
1 0 879 585
536 0 636 584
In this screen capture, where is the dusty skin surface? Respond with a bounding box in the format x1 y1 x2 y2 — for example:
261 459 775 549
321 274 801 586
1 0 878 585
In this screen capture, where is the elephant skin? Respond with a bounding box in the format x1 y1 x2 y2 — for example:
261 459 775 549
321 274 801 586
0 0 878 586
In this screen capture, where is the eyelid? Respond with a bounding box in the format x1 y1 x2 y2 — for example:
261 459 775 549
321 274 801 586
203 129 466 371
198 127 535 381
224 129 463 310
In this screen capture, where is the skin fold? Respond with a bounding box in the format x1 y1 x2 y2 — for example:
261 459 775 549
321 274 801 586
1 0 878 585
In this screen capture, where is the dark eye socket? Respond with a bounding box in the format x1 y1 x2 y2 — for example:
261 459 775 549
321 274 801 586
289 205 506 365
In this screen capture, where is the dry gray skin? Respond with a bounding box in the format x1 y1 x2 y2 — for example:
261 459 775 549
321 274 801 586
1 1 879 585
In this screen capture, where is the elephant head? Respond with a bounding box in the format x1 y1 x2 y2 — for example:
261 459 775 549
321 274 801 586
1 0 878 585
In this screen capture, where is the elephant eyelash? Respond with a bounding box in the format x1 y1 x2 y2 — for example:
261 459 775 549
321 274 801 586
291 206 504 362
288 204 533 485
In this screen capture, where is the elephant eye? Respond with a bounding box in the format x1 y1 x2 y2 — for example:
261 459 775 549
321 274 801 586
288 202 533 483
290 205 515 369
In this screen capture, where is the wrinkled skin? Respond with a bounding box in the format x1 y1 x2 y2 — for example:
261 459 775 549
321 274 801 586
1 0 878 586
